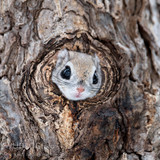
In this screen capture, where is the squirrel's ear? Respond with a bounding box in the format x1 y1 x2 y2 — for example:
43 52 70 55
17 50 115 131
56 49 69 67
93 54 100 66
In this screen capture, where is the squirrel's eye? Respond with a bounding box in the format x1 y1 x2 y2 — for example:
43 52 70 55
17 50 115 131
93 71 98 84
60 66 71 80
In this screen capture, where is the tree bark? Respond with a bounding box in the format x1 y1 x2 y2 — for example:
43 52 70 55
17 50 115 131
0 0 160 159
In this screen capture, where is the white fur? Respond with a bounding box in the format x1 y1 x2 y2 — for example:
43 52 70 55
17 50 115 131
52 49 101 101
58 85 96 101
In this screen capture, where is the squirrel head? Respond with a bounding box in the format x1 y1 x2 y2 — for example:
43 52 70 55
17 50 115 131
52 49 102 101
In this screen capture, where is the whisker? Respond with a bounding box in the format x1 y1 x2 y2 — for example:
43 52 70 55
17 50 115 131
52 75 71 85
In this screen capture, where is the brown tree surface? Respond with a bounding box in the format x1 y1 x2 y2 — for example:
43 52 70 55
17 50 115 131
0 0 160 159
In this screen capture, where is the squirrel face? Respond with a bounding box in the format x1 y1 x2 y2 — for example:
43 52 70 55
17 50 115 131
52 49 102 101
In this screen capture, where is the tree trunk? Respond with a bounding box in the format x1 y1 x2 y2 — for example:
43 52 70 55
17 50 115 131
0 0 160 159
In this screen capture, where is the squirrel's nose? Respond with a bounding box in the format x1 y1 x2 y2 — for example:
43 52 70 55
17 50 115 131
77 86 85 93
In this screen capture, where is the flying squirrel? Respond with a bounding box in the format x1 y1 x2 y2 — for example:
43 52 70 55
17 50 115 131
52 49 102 101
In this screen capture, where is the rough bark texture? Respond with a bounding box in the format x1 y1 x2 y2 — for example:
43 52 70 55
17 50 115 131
0 0 160 159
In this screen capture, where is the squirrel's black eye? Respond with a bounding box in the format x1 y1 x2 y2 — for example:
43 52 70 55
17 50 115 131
61 66 71 80
93 71 98 84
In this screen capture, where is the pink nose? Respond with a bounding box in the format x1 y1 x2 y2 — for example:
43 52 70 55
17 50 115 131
77 86 85 93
